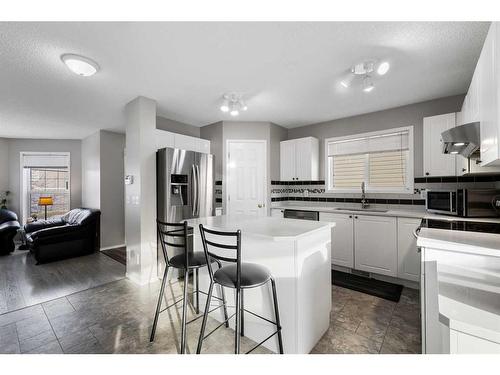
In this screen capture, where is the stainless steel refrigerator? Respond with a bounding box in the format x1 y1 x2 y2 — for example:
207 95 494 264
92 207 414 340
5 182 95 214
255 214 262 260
156 147 215 275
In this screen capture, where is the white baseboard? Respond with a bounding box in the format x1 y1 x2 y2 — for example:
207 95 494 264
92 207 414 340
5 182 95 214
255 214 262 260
100 244 126 251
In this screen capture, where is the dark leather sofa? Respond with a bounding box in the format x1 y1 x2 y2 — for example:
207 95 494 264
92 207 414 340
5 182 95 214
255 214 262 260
25 208 101 264
0 209 21 255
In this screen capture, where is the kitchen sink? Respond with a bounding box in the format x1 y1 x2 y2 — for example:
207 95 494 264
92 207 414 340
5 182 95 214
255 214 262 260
332 207 388 213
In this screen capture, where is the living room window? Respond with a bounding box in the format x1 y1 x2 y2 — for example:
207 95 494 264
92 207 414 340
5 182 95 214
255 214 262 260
325 126 414 193
20 152 71 223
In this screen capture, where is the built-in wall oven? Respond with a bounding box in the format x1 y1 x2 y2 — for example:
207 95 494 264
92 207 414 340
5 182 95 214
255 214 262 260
426 189 500 217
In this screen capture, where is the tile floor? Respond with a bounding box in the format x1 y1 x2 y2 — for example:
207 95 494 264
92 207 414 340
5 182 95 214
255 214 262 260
0 277 421 354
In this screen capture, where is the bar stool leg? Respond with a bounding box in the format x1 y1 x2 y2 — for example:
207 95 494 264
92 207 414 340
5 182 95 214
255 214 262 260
195 268 200 314
150 266 169 342
235 287 242 354
241 290 244 337
215 261 229 327
196 282 214 354
270 278 284 354
180 268 189 354
219 285 229 328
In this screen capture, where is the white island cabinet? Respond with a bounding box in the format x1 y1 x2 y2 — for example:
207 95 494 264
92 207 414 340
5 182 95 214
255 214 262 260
418 229 500 353
187 215 333 354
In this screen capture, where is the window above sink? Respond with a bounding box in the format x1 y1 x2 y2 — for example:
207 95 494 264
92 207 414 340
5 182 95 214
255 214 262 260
325 126 414 194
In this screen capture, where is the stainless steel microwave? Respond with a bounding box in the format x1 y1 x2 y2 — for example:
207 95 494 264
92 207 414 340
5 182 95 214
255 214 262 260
426 189 500 217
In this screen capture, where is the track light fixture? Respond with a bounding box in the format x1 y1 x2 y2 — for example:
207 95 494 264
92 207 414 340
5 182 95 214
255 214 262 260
339 60 390 93
220 93 247 116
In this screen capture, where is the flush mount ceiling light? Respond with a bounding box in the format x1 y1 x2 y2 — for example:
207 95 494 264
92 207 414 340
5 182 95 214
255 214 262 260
61 54 99 77
219 93 248 116
339 60 390 93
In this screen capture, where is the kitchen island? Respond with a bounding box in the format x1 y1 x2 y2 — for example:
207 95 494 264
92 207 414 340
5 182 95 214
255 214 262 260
186 215 334 354
418 228 500 354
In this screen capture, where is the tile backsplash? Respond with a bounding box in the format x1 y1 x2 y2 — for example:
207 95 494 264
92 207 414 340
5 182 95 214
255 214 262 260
270 175 500 210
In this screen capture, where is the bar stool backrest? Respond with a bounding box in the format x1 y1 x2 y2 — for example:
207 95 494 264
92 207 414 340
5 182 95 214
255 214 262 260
157 219 189 267
199 224 242 288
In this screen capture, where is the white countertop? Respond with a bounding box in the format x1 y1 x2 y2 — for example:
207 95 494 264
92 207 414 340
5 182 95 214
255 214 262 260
186 214 334 241
418 228 500 258
437 263 500 344
271 202 428 219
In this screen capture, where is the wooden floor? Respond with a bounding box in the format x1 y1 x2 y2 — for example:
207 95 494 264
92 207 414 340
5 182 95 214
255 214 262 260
0 249 126 315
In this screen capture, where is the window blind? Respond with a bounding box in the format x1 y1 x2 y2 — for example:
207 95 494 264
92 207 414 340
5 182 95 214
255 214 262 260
332 154 365 188
369 150 407 187
327 128 411 191
328 131 409 156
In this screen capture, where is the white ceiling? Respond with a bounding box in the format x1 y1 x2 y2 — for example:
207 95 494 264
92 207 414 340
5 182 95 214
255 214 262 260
0 22 490 139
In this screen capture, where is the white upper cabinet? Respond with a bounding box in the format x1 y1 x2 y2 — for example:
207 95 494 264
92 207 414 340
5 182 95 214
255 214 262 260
280 137 319 181
280 140 297 181
479 23 499 166
154 130 211 154
460 22 500 166
423 113 457 176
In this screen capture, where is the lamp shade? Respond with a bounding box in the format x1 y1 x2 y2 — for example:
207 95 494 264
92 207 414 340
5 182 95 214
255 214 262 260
38 196 53 206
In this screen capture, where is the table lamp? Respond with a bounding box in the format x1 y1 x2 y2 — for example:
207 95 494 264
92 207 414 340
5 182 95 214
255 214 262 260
38 196 53 220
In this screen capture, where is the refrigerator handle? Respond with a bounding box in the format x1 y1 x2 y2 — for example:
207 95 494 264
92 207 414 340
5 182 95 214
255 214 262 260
195 164 200 216
191 165 197 217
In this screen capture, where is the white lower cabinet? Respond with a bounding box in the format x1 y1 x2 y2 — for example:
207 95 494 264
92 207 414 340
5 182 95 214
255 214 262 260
397 218 421 282
271 208 284 218
317 212 420 280
320 213 354 268
354 215 398 277
450 329 500 354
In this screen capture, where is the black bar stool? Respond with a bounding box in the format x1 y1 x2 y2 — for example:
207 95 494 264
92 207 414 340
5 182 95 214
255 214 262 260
196 224 284 354
150 219 229 354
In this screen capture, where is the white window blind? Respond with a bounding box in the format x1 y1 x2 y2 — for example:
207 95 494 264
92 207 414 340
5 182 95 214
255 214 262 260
327 128 412 192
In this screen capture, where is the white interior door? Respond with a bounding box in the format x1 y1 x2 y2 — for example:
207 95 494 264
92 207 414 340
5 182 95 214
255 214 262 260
226 140 267 217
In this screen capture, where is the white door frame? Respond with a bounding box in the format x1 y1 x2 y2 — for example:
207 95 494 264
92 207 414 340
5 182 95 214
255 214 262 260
19 151 71 224
225 139 267 216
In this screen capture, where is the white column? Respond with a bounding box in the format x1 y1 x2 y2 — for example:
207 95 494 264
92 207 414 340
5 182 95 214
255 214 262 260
125 96 158 285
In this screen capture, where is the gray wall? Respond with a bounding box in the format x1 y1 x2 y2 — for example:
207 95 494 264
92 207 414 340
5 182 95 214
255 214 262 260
81 130 125 249
200 122 223 180
156 116 201 138
7 138 82 221
288 94 465 178
0 138 9 194
81 132 101 209
100 131 125 249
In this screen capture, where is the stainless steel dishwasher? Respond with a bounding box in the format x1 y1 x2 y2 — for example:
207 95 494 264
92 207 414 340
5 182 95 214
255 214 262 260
283 209 319 221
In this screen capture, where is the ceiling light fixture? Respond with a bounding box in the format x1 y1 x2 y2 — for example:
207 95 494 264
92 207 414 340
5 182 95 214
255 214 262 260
61 54 99 77
454 142 466 146
220 93 247 116
377 61 390 75
339 59 390 92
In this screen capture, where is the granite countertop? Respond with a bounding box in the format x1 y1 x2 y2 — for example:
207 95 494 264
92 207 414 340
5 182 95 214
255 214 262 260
186 214 334 241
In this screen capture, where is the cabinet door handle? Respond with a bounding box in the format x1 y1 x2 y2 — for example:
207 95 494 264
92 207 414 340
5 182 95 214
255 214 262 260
425 172 429 176
354 216 358 219
349 215 352 218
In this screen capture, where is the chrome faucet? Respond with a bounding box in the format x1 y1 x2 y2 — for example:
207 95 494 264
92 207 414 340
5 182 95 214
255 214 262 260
361 182 369 209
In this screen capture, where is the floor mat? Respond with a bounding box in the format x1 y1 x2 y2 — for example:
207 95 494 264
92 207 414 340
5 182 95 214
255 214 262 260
332 270 403 302
102 247 127 265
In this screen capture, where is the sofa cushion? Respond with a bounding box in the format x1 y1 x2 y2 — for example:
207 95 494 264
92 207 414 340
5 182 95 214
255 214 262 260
0 209 18 225
62 208 96 225
24 216 65 233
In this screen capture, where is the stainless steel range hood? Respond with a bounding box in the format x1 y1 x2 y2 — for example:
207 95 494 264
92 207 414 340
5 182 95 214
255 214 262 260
441 122 480 158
